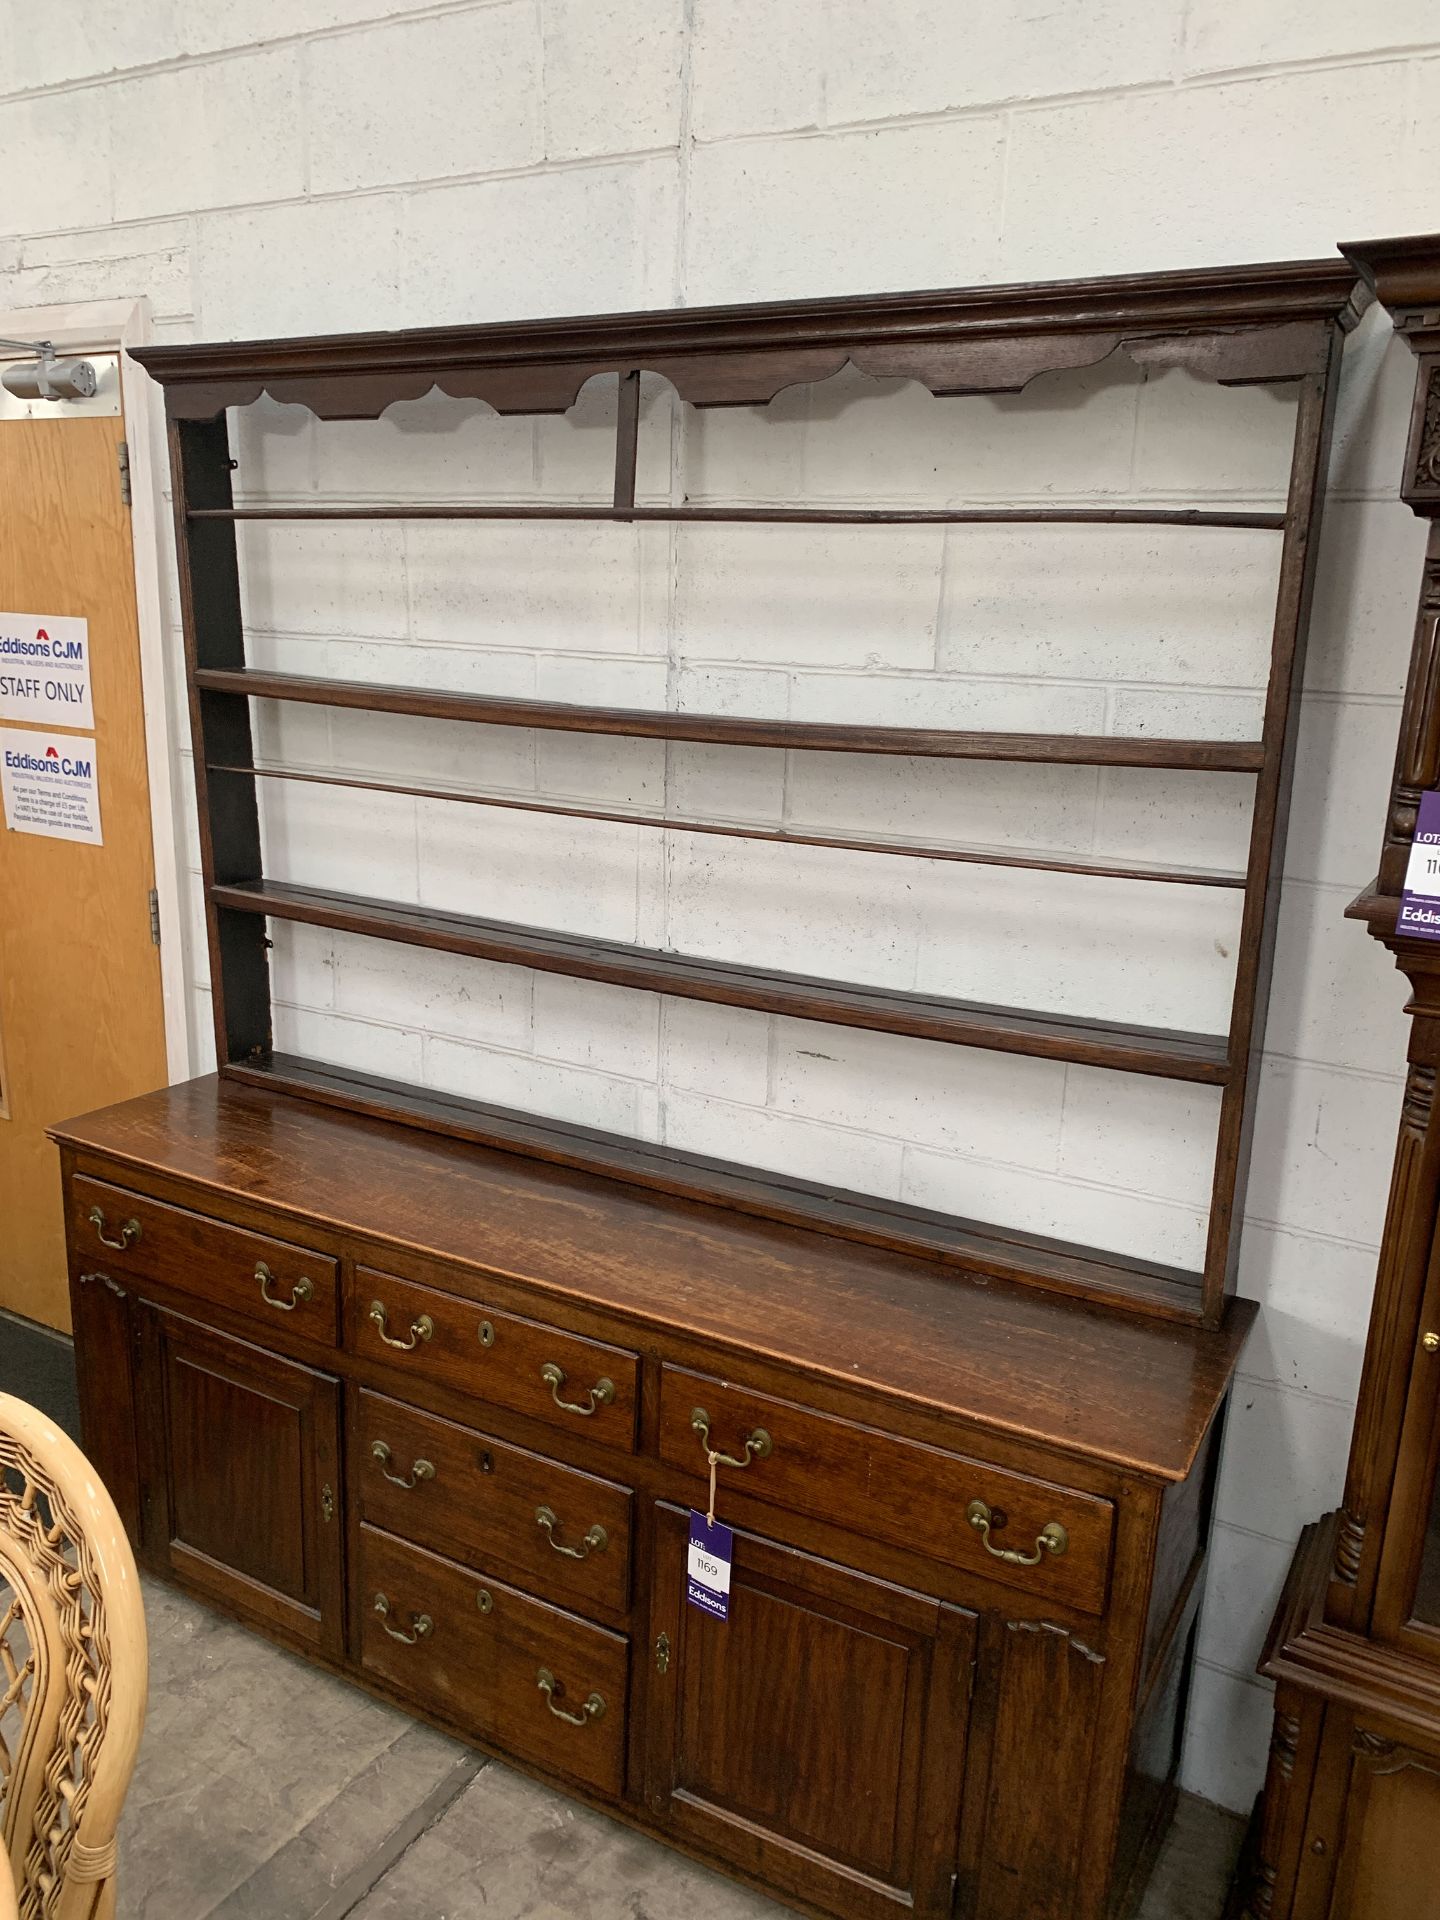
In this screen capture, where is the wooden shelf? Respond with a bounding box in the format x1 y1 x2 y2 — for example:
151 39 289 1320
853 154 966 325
213 761 1248 888
156 260 1362 1325
192 503 1287 528
197 669 1268 772
212 876 1232 1082
223 1051 1208 1321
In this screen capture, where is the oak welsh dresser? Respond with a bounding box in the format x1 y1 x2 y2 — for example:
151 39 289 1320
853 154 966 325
55 255 1366 1919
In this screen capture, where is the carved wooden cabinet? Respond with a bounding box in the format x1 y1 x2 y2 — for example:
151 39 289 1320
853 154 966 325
55 255 1374 1917
1244 234 1440 1920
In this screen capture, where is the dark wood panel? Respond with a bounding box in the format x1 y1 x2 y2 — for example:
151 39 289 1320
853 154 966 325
1142 1410 1222 1678
1321 1721 1440 1920
196 666 1267 771
53 1076 1255 1480
71 1170 338 1344
354 1388 633 1617
659 1366 1113 1615
213 876 1231 1082
137 1305 344 1653
647 1503 972 1920
68 1265 141 1540
357 1523 629 1799
967 1618 1108 1920
350 1266 639 1454
170 415 270 1069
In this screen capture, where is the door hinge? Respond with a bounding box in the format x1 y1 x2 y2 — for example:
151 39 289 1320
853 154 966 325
117 438 131 506
148 887 161 946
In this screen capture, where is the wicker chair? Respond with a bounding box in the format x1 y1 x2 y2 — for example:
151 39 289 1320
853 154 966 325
0 1395 147 1919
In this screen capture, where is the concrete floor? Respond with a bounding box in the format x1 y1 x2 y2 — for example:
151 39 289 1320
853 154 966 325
118 1578 1245 1920
2 1312 1246 1918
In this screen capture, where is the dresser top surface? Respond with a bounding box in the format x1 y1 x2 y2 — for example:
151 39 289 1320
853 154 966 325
53 1075 1255 1482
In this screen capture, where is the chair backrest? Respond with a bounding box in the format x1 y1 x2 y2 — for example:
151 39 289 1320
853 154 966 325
0 1395 147 1920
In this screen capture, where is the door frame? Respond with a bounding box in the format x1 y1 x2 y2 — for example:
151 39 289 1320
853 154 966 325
0 295 188 1080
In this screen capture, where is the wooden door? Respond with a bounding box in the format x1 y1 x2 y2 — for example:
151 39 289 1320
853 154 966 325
1289 1711 1440 1920
135 1305 345 1655
958 1615 1112 1920
1372 1224 1440 1661
0 408 167 1331
646 1503 973 1920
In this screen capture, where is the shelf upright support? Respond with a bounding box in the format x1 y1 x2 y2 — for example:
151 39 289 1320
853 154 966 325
613 368 641 515
1199 324 1347 1324
168 412 271 1071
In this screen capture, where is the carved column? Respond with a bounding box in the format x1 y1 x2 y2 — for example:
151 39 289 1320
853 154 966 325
1328 983 1440 1627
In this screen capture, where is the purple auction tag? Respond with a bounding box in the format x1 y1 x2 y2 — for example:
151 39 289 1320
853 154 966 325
686 1510 733 1621
1400 790 1440 941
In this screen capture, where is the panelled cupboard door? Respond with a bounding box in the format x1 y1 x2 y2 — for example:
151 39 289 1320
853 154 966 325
646 1503 973 1920
1290 1712 1440 1920
135 1305 344 1655
959 1617 1109 1920
1372 1227 1440 1659
69 1269 142 1542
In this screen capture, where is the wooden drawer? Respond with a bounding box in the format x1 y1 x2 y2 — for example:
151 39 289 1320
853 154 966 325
350 1267 639 1453
356 1390 633 1617
358 1524 628 1799
69 1174 339 1346
659 1367 1114 1615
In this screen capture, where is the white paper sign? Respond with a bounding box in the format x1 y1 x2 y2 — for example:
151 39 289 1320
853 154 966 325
0 728 103 845
0 612 93 728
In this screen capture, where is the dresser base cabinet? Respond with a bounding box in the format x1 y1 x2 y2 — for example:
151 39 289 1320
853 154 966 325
55 1078 1255 1920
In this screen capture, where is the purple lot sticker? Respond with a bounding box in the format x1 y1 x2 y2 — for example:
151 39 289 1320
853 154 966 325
1400 790 1440 941
686 1510 733 1622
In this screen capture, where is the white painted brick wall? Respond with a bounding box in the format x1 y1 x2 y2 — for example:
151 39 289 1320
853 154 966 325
6 0 1437 1815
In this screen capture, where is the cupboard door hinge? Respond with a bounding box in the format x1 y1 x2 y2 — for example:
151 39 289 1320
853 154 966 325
117 438 132 506
148 887 161 946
